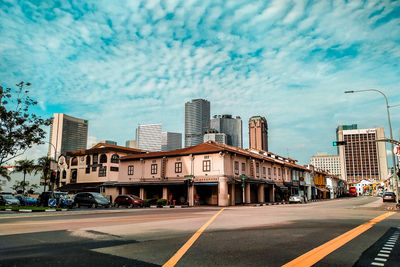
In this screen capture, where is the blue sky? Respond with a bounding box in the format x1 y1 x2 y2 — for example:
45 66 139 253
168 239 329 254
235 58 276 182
1 0 400 165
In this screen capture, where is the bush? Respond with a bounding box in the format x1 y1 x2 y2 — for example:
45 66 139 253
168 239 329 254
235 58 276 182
156 198 167 207
143 199 151 207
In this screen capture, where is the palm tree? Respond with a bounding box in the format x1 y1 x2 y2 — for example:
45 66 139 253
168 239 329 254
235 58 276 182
12 159 35 194
0 165 11 191
35 156 52 192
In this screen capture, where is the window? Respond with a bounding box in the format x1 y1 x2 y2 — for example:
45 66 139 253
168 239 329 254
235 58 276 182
256 163 260 177
110 166 119 172
86 155 91 166
111 154 119 163
241 162 245 172
274 167 276 176
263 167 266 177
128 165 134 175
278 168 281 177
100 154 107 163
175 162 182 173
99 166 107 177
268 168 271 176
93 154 98 164
151 164 158 174
71 157 78 166
234 161 239 175
203 160 211 172
62 170 66 179
85 167 90 174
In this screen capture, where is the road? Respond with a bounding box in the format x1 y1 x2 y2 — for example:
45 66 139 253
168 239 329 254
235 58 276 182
0 196 399 266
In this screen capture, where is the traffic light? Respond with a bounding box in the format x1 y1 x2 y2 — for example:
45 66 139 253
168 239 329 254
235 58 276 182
50 171 56 183
333 141 346 146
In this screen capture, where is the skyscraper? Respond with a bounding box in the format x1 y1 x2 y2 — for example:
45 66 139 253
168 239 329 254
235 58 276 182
184 99 210 147
136 124 162 152
337 126 388 184
161 132 182 151
48 113 88 159
210 114 242 148
310 152 342 179
249 116 268 151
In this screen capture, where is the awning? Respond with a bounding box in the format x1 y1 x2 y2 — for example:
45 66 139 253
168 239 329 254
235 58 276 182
111 181 186 186
317 187 329 192
57 182 103 193
275 183 288 191
195 182 218 186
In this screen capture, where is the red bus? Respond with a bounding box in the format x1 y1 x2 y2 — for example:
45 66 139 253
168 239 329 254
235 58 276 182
349 186 357 197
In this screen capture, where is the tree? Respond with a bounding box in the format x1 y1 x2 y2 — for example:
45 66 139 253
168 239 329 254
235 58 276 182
0 82 51 165
11 180 37 194
35 156 52 192
0 165 11 192
12 159 35 194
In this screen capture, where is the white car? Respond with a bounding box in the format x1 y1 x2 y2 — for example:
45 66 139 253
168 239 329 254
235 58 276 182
289 194 305 204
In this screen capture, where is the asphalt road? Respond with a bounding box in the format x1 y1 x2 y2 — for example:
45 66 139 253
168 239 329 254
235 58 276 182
0 197 399 267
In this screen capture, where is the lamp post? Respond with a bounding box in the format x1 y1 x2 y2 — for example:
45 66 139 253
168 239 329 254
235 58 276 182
345 89 398 203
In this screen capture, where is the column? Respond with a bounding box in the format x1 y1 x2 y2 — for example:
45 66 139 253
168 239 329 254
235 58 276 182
230 183 235 206
139 187 146 200
188 184 194 207
162 186 168 200
218 177 229 207
245 183 251 204
258 184 265 203
270 185 274 202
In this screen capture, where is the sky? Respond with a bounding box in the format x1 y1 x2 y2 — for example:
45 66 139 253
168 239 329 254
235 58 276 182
1 0 400 166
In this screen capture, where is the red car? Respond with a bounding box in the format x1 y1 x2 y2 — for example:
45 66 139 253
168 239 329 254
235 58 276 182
114 195 143 208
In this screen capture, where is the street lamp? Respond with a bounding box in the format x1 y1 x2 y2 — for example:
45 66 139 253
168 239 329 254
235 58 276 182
345 89 399 203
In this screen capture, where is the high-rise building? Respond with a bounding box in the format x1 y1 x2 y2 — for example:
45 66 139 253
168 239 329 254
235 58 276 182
136 124 162 151
48 113 88 159
210 115 242 148
161 132 182 151
99 140 117 145
310 153 342 179
249 116 268 151
203 132 227 144
337 126 388 184
184 99 210 147
125 140 137 148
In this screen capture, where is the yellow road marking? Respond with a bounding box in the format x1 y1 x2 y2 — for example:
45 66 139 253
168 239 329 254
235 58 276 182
282 212 396 267
163 208 225 267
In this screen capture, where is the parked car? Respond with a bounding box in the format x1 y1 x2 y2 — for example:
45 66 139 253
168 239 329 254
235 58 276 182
289 194 305 204
0 194 21 206
382 192 396 202
15 195 37 206
73 192 110 208
114 194 144 208
37 191 74 208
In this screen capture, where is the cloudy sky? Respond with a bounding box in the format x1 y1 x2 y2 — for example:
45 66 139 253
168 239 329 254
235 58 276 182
1 0 399 165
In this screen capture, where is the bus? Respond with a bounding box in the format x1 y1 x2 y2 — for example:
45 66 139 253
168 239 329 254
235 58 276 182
349 186 357 197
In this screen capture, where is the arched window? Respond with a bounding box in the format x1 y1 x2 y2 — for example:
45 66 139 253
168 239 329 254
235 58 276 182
71 157 78 166
62 170 67 179
111 154 119 163
86 155 91 165
99 154 107 163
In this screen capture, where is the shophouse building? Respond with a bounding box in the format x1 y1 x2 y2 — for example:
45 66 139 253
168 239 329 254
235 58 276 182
113 141 310 206
57 143 144 194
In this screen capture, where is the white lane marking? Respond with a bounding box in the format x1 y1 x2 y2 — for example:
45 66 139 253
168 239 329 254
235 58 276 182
371 262 384 266
377 253 389 257
383 244 394 248
385 242 395 245
380 250 391 254
382 247 393 251
374 258 387 262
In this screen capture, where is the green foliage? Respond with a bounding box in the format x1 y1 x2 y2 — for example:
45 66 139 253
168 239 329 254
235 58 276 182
35 156 52 191
12 159 35 193
0 82 51 165
142 199 151 207
156 198 167 206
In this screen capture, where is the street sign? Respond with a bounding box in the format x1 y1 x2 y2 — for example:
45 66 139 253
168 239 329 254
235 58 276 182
394 145 400 157
48 198 56 207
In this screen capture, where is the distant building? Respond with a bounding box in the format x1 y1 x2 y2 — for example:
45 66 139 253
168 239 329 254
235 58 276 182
48 113 88 159
185 99 210 147
125 140 137 148
310 153 342 179
337 126 388 184
203 131 227 144
99 140 117 146
210 115 242 148
249 116 268 151
136 124 162 152
161 132 182 151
